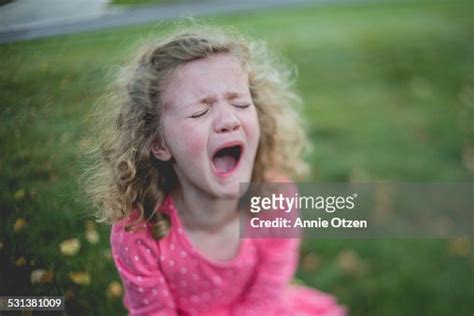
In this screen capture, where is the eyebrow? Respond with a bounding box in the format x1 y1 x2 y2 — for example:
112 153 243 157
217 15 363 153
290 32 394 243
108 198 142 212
196 91 245 106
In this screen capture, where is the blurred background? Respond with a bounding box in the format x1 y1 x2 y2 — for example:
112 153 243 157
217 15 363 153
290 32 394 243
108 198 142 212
0 0 472 315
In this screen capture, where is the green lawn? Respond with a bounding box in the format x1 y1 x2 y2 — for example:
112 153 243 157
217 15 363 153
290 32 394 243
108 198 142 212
1 0 472 315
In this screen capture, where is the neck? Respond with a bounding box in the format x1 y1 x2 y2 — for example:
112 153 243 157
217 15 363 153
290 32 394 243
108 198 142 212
171 185 239 233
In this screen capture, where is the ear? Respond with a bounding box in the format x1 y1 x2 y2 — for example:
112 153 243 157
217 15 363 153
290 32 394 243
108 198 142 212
151 139 172 161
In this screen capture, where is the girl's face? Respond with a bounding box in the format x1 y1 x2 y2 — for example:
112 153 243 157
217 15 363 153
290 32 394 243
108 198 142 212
153 54 260 199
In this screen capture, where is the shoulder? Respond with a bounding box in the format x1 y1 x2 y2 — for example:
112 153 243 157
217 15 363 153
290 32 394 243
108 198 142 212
110 211 152 245
110 212 161 273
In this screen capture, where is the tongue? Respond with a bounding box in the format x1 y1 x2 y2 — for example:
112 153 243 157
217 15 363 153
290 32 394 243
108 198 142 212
213 155 237 173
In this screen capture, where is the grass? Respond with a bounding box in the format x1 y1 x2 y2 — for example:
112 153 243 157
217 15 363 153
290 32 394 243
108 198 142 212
0 0 473 315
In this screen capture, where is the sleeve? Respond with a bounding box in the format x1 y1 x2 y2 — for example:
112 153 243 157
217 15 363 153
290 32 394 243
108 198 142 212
232 238 301 316
232 180 302 315
110 220 178 316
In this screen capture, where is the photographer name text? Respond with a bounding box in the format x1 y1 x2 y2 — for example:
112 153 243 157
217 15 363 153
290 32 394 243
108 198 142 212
250 217 368 229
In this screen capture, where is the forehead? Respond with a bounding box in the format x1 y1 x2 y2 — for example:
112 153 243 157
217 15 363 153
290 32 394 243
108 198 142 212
163 54 250 109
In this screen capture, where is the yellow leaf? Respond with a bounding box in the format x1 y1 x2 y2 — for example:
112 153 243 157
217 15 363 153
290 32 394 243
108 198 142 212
85 229 99 244
14 189 25 200
30 269 54 284
15 257 27 267
85 220 99 244
31 269 46 284
106 281 123 299
69 272 90 286
85 220 96 231
448 238 470 257
59 238 81 256
337 250 367 276
13 218 27 232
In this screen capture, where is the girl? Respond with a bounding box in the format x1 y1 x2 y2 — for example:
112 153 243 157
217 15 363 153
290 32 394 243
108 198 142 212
85 23 346 315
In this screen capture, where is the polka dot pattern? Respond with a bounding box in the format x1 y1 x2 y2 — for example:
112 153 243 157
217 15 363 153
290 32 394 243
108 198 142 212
110 195 347 316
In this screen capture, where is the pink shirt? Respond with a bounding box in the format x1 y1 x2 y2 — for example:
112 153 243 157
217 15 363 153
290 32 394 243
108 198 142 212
110 195 346 316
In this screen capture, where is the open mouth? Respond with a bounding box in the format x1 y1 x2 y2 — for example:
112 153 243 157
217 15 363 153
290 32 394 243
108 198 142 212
211 144 242 175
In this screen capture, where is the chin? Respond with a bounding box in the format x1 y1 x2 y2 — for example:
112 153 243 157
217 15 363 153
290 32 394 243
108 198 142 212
209 165 253 200
214 174 254 199
215 185 241 200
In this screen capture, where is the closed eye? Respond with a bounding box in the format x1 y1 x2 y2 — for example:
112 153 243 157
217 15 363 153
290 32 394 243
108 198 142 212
233 103 251 109
190 109 209 118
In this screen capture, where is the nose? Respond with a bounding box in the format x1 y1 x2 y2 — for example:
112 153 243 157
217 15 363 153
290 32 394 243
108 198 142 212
213 104 241 134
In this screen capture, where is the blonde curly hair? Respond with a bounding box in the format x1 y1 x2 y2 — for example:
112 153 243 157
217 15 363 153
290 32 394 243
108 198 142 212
82 22 309 238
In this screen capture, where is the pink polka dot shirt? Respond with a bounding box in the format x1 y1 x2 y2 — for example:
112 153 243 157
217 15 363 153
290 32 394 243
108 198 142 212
110 195 347 316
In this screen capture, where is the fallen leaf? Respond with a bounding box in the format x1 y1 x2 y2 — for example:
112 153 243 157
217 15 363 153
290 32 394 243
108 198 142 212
14 189 25 200
15 257 27 267
106 281 123 299
84 220 100 244
301 252 320 272
30 269 54 284
31 269 46 284
85 220 96 231
337 250 367 276
41 270 54 283
13 218 27 232
0 240 3 250
69 272 90 286
59 238 81 256
85 229 99 245
448 238 470 257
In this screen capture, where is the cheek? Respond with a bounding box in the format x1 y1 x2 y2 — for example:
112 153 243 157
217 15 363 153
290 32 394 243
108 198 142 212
163 118 203 159
176 124 207 157
243 109 261 146
186 136 205 156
